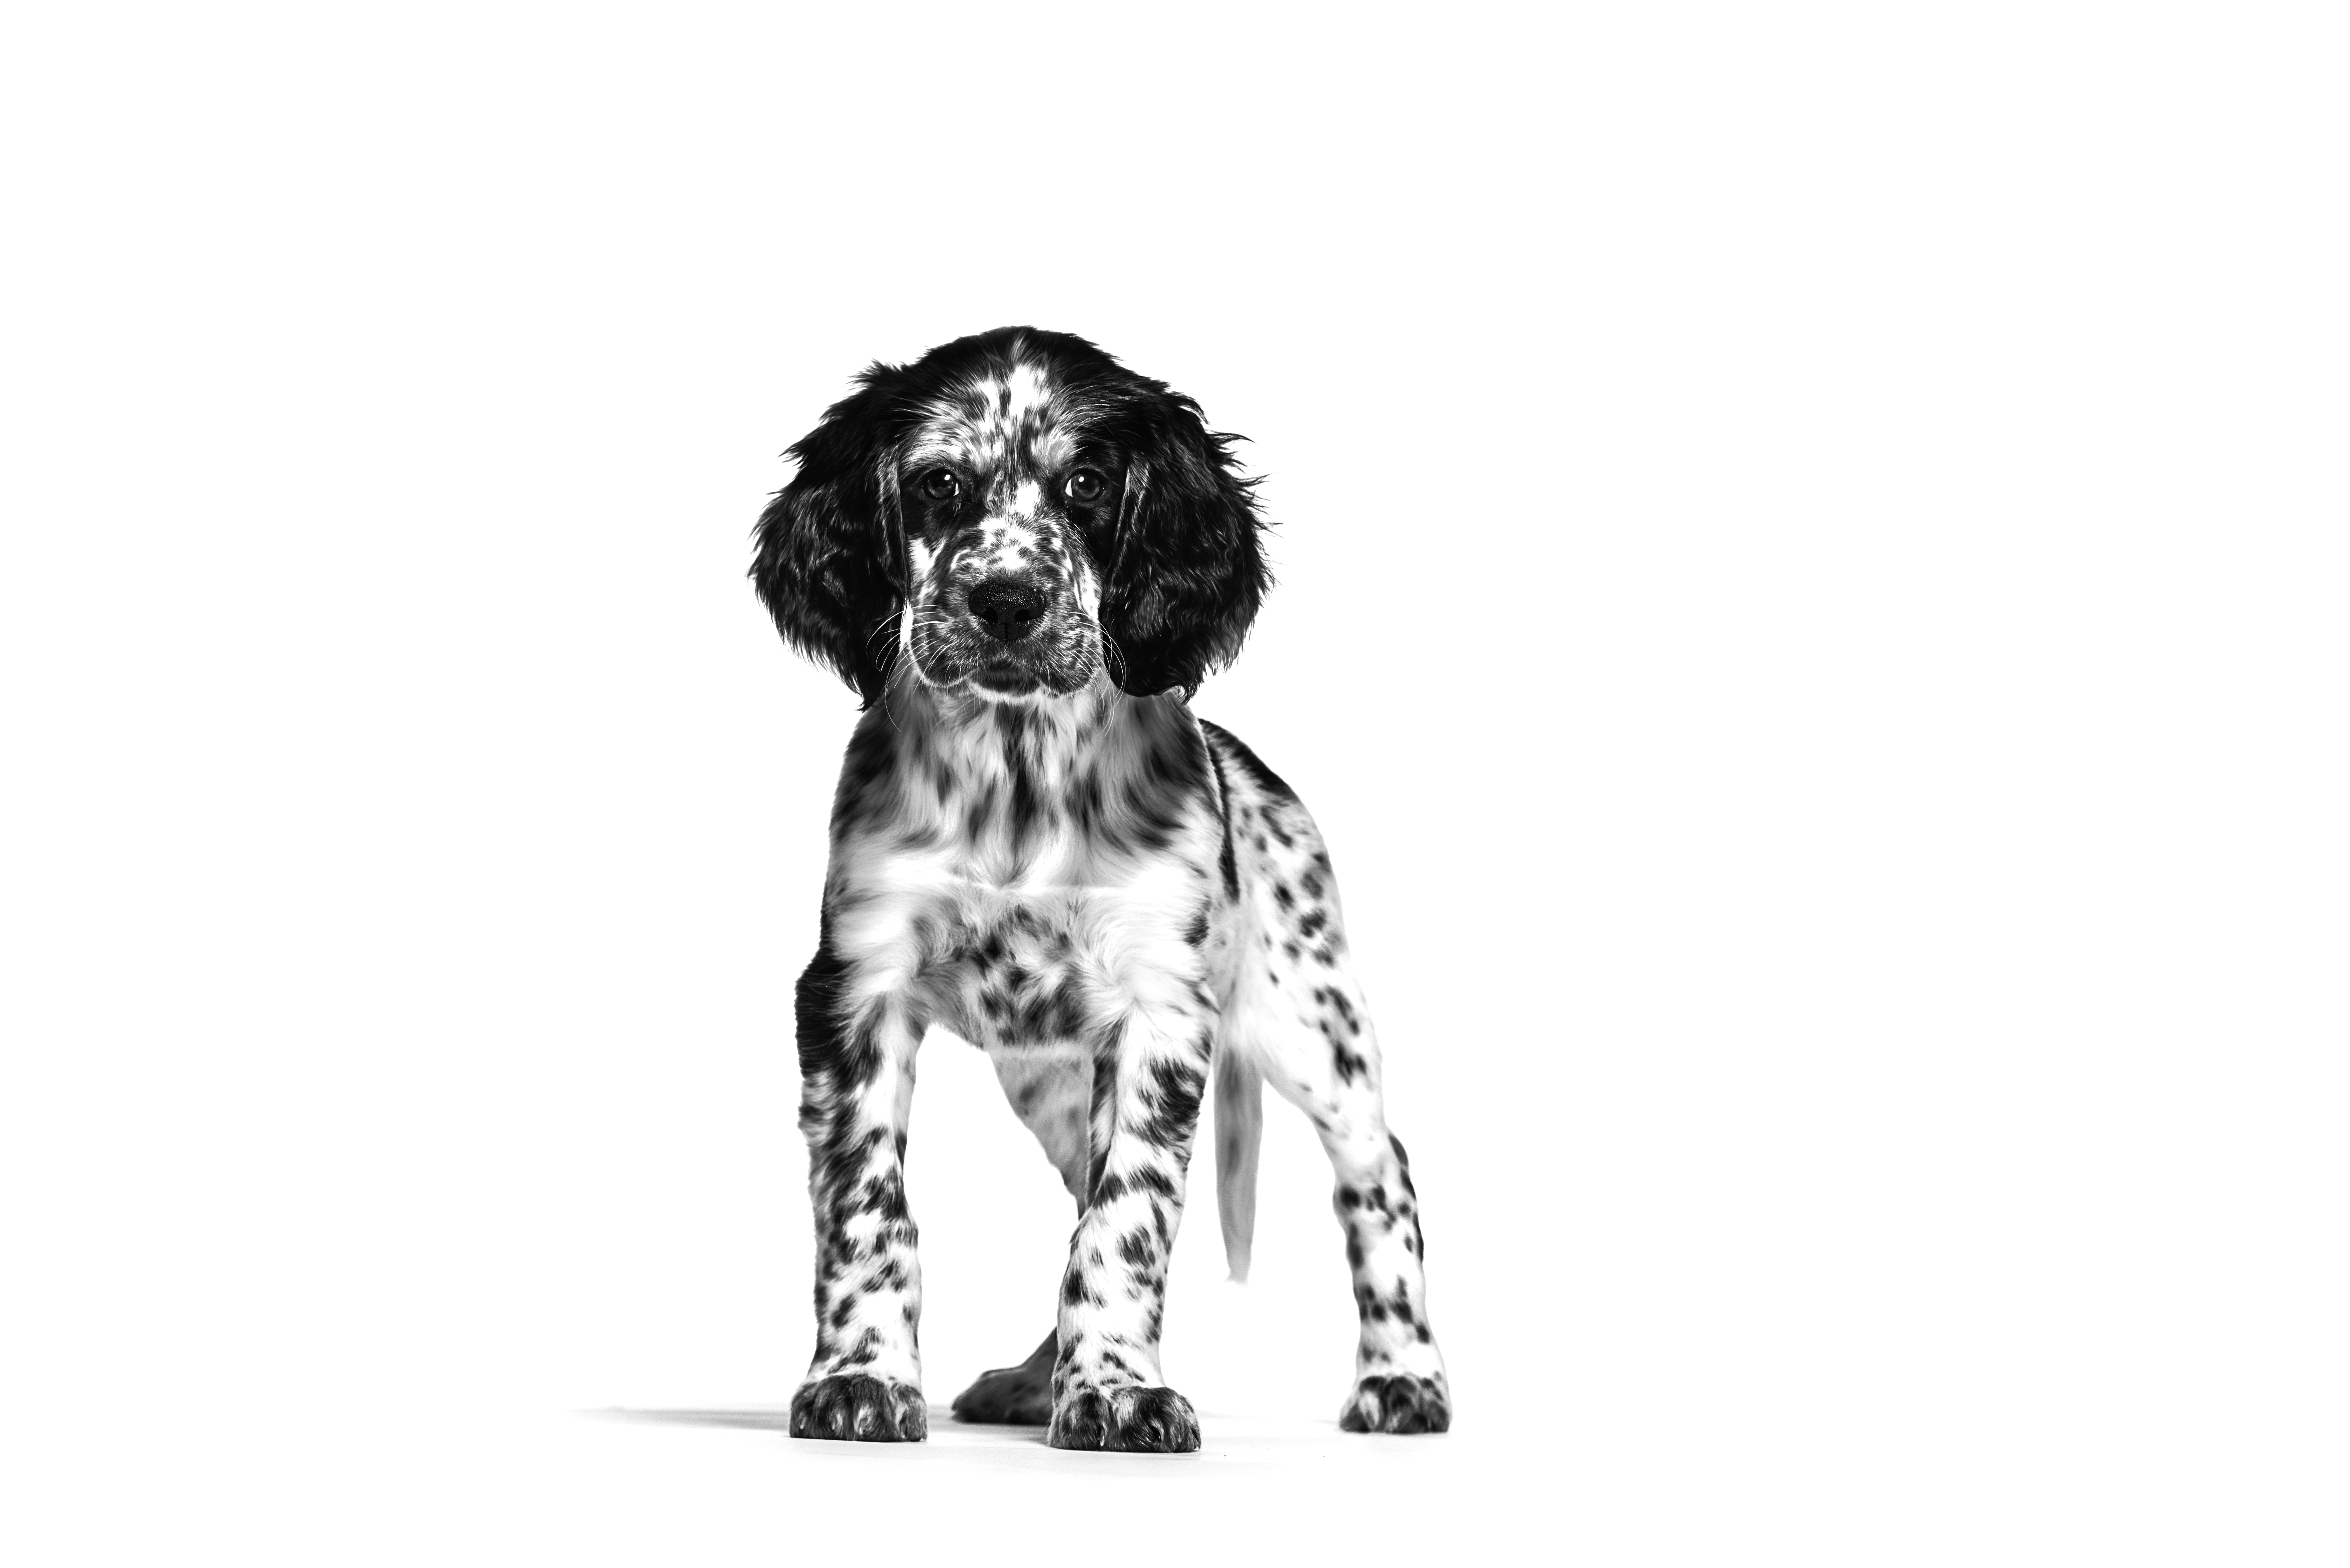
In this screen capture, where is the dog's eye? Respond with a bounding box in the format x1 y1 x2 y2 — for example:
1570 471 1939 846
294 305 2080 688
1064 469 1106 504
917 470 960 502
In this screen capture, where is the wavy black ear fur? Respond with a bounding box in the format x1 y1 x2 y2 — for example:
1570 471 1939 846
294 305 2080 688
1100 393 1270 699
750 371 906 705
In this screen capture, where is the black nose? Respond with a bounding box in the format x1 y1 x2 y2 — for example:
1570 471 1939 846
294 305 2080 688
967 577 1048 642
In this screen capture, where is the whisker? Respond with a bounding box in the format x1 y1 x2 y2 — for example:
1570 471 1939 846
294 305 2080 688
1097 626 1130 691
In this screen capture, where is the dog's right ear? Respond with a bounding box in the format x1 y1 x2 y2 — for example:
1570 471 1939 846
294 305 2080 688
751 368 907 705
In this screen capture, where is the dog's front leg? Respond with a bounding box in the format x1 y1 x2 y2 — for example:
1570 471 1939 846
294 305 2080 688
788 945 928 1442
1046 990 1215 1453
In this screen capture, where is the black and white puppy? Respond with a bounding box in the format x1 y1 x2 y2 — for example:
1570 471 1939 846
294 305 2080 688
752 328 1448 1451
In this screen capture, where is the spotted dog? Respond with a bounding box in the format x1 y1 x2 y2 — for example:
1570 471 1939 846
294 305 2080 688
751 328 1449 1451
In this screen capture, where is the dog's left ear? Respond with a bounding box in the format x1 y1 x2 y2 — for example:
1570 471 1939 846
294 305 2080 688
751 371 907 705
1099 392 1271 698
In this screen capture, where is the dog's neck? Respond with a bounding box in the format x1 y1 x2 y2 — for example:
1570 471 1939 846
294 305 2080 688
895 667 1118 739
851 669 1204 858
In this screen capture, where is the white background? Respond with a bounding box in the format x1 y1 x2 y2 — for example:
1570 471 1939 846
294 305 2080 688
4 3 2344 1563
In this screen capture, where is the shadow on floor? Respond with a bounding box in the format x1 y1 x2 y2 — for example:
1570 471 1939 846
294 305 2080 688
586 1405 1261 1471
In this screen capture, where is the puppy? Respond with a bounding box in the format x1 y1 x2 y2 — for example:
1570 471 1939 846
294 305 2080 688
752 327 1448 1450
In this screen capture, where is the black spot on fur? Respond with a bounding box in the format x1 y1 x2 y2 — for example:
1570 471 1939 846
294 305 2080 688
1118 1228 1155 1270
858 1172 910 1225
792 941 853 1082
1202 721 1299 804
830 719 899 831
1206 744 1240 899
1062 1266 1105 1308
1101 716 1207 855
1129 1166 1179 1203
1138 1056 1206 1149
1008 748 1041 849
1071 767 1105 835
1084 1078 1115 1200
964 784 997 845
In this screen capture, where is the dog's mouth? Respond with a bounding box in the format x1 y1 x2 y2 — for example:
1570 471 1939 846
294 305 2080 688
969 659 1077 699
906 607 1100 699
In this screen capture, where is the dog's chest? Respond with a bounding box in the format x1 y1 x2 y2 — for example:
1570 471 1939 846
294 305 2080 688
827 694 1227 1050
853 849 1208 1052
941 893 1098 1052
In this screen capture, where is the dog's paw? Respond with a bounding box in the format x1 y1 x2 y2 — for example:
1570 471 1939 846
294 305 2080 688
1046 1384 1201 1452
789 1373 928 1442
951 1361 1055 1425
1338 1373 1451 1434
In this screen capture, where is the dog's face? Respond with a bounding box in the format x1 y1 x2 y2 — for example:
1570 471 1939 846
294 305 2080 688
753 329 1268 704
897 360 1117 701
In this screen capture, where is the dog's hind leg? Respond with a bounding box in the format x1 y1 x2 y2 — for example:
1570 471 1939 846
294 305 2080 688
1223 801 1452 1435
1240 957 1452 1432
949 1047 1089 1425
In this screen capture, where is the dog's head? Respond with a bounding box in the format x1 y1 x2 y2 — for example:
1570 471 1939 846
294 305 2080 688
752 328 1269 705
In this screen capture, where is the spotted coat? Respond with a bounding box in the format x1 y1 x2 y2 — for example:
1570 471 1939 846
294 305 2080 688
755 328 1450 1450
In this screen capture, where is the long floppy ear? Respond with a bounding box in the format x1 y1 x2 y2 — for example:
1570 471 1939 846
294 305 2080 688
1099 393 1270 698
750 371 906 705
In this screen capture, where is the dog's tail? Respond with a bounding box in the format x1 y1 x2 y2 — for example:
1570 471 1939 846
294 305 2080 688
1214 1047 1264 1282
